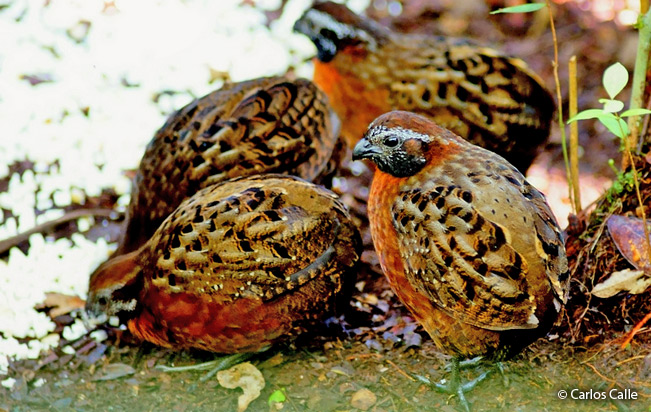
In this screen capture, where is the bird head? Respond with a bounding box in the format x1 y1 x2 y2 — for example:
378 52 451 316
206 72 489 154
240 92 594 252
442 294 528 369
86 252 143 320
353 111 462 178
293 1 388 62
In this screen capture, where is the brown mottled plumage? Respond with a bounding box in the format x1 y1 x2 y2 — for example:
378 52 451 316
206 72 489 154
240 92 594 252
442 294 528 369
294 2 554 172
117 76 341 256
353 111 568 361
87 175 361 353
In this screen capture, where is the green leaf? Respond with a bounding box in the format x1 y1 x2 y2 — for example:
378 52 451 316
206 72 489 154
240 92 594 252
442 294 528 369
268 389 286 405
620 108 651 117
598 114 629 139
567 109 606 123
490 3 546 14
599 98 624 113
603 62 628 100
612 179 623 194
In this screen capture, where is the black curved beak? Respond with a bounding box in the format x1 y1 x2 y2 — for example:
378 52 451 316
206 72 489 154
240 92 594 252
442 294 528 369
352 138 381 161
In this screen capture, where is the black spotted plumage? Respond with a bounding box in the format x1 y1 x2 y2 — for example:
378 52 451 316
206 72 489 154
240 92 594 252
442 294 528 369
114 76 341 256
87 175 362 353
294 1 554 172
356 111 569 362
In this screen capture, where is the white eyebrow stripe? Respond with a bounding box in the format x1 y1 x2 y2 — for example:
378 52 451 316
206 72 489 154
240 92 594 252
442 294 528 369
368 125 432 143
303 9 377 49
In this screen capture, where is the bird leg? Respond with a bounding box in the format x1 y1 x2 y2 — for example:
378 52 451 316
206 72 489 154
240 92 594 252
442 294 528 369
155 352 255 382
446 355 484 371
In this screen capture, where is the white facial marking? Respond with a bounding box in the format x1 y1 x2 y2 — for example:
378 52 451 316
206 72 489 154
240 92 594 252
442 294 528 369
304 9 377 50
368 125 433 144
112 298 137 313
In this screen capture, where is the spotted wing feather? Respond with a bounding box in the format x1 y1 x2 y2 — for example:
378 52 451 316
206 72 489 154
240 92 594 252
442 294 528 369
519 180 569 305
120 77 339 254
143 175 360 304
294 2 554 171
388 38 554 160
391 185 539 331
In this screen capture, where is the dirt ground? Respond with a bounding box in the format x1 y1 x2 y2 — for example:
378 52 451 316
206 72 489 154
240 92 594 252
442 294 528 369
2 308 650 412
2 1 651 411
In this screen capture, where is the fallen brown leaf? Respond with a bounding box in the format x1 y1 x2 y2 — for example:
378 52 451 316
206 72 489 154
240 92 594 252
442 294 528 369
591 269 651 298
606 215 651 272
217 362 265 412
36 292 86 318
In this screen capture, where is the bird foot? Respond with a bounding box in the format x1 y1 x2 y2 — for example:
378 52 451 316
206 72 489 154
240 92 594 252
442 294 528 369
432 369 492 412
433 368 493 393
155 352 254 382
412 358 495 412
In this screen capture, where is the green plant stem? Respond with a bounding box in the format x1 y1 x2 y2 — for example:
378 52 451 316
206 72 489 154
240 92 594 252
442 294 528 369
627 7 651 151
545 0 575 213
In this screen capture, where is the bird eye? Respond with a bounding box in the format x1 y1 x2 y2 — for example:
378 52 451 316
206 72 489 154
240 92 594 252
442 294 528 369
383 136 399 148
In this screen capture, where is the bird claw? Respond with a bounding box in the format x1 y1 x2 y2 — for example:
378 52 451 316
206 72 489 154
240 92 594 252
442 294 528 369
412 358 495 412
459 369 492 392
496 361 509 387
429 379 473 412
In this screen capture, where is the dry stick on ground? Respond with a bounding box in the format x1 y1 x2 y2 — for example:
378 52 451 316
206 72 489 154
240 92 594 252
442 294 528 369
385 359 415 382
0 208 119 254
345 353 382 361
582 362 619 386
615 354 648 366
620 311 651 349
568 56 581 213
545 0 577 214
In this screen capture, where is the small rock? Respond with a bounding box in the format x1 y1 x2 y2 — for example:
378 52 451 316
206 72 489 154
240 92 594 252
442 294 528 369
51 397 73 408
310 362 324 370
91 363 135 381
307 391 340 411
350 388 376 411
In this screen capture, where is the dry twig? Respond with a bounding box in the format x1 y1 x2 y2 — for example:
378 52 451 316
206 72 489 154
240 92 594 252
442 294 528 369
620 311 651 349
0 208 119 255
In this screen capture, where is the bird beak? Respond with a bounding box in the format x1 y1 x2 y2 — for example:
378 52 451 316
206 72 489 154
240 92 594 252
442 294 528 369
352 138 381 161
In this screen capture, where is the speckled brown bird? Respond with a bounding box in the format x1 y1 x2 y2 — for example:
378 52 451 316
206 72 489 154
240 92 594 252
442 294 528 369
115 76 341 256
353 111 568 403
294 1 554 172
87 175 361 353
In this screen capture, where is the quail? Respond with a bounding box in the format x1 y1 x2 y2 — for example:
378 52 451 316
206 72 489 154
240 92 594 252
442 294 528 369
87 175 361 353
116 76 341 256
295 1 554 172
353 111 568 407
